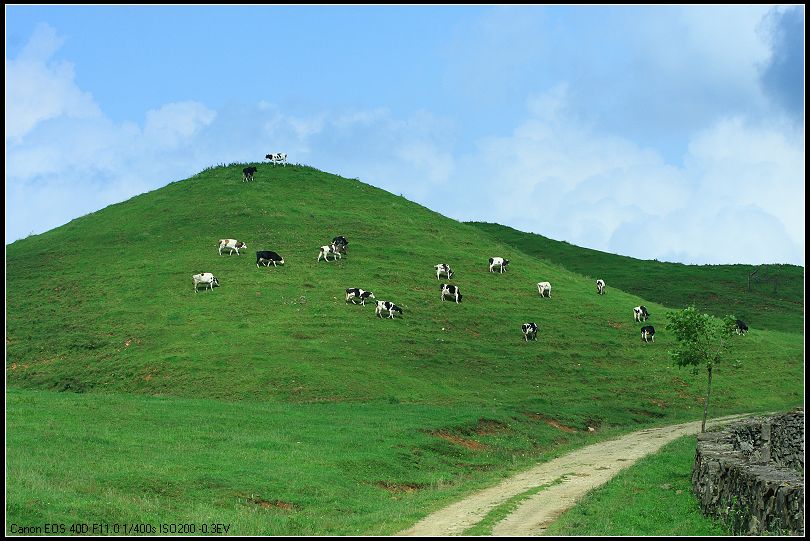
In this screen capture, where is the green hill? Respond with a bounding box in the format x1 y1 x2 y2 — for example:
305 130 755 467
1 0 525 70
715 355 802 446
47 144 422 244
469 222 804 334
6 164 804 535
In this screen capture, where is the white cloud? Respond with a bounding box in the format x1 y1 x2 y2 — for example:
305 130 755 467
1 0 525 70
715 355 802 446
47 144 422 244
5 23 101 142
683 116 804 249
143 102 216 148
5 27 220 242
449 87 804 265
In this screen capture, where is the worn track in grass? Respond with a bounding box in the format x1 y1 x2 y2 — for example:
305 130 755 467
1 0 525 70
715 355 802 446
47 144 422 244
399 414 750 536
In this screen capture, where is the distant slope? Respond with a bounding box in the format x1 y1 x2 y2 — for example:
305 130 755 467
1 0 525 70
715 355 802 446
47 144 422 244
6 164 804 535
469 222 804 334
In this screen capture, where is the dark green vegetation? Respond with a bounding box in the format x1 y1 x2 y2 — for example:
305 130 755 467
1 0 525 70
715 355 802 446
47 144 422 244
7 164 803 534
546 435 732 535
469 222 804 334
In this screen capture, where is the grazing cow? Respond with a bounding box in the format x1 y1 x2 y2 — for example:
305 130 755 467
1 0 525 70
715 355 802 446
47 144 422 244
735 319 749 335
242 166 257 182
192 272 220 292
375 300 403 319
633 305 650 322
346 288 375 305
435 263 454 280
265 152 287 166
537 281 552 298
440 284 463 303
641 325 655 343
596 279 606 295
317 244 342 262
256 250 284 267
331 236 348 255
522 322 538 342
489 257 510 273
218 239 247 255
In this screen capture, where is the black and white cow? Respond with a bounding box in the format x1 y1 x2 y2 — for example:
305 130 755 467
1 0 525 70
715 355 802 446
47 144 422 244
331 236 348 255
596 279 606 295
256 250 284 267
435 263 454 280
537 281 552 298
440 284 462 303
192 272 220 292
489 257 509 273
317 244 342 262
633 305 650 322
242 166 257 182
375 300 403 319
219 239 247 255
522 322 538 342
346 288 375 305
265 152 287 166
641 325 655 343
735 319 749 335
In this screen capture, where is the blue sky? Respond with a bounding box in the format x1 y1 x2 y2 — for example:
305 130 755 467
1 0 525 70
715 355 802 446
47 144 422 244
6 5 805 264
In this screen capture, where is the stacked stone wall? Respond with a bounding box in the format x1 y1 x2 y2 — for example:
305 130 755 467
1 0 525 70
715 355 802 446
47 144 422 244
692 409 804 535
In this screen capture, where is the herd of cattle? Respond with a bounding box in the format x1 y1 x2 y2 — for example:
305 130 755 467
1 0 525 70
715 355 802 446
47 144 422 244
195 238 754 343
196 159 751 342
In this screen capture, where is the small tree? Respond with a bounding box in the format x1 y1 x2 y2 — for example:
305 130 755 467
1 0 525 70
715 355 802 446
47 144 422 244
666 306 738 432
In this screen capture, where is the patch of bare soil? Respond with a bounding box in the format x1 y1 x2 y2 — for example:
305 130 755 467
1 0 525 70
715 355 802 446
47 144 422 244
473 419 508 436
525 413 578 433
376 481 424 494
247 497 298 511
434 431 487 450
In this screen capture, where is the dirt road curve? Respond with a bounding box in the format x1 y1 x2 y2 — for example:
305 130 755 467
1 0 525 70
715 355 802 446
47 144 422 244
398 414 749 536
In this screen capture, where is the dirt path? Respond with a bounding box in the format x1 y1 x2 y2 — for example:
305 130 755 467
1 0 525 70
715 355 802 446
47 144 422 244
398 414 749 536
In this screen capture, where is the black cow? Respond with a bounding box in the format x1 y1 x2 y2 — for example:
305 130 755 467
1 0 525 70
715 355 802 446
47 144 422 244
735 319 749 335
242 166 257 182
641 325 655 343
256 250 284 267
332 236 348 254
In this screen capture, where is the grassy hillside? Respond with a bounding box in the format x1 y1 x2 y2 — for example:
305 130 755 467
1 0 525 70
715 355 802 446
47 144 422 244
469 222 804 334
6 164 804 534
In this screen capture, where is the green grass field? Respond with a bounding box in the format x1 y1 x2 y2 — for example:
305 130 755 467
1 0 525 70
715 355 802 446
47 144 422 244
469 222 804 334
546 435 731 536
6 164 804 534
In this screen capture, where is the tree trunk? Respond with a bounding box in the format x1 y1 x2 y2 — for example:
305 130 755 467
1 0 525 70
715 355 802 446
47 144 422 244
701 365 713 433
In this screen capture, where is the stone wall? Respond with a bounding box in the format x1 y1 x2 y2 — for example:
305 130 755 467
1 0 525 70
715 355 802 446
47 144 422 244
692 409 804 535
770 410 805 472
